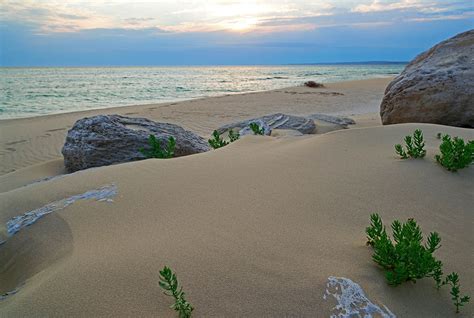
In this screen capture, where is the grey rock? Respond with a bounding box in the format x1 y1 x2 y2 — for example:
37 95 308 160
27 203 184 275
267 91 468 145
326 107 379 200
304 81 325 88
216 113 316 135
239 119 272 136
62 115 210 172
3 184 117 245
307 113 356 127
380 30 474 128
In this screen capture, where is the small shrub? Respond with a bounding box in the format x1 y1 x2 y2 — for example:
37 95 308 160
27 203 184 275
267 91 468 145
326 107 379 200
435 134 474 171
208 129 240 149
228 129 240 142
394 144 408 159
395 129 426 159
304 81 324 88
140 135 175 159
444 272 470 313
366 214 470 313
436 132 442 140
249 122 265 135
208 130 229 149
159 266 194 318
366 213 441 286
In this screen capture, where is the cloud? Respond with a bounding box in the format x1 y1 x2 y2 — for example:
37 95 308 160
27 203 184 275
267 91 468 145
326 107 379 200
1 12 471 66
352 0 474 16
0 0 472 36
1 2 472 67
353 0 425 13
56 13 89 20
409 11 474 22
1 1 116 32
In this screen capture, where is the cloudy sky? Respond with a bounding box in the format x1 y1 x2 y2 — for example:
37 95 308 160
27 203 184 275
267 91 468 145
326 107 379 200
0 0 472 66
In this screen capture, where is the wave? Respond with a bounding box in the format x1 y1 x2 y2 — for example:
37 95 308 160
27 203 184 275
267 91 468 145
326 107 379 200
0 65 403 119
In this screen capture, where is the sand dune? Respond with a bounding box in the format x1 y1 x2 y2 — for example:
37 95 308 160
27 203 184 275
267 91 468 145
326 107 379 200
0 123 472 317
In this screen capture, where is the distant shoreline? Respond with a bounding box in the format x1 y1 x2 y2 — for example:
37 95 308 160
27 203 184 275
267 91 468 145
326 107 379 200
0 77 395 122
0 65 403 120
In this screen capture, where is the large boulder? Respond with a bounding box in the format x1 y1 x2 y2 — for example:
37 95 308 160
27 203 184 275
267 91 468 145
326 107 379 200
380 30 474 128
216 113 316 135
62 115 210 172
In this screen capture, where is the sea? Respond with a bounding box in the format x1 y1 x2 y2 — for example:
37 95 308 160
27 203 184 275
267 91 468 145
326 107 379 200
0 64 404 120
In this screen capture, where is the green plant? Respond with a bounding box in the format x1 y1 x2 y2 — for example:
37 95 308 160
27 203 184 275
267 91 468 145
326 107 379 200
444 272 470 313
249 122 265 135
366 213 441 286
208 130 229 149
395 129 426 159
436 132 442 140
208 129 240 149
435 134 474 171
159 266 194 318
366 214 470 313
140 135 176 159
366 213 384 247
394 144 408 159
228 129 240 142
433 263 444 290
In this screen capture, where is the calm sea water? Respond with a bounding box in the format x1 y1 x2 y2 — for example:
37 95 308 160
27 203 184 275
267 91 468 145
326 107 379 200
0 65 404 120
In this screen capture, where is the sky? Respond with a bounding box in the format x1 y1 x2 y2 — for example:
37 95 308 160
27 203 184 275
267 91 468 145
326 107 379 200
0 0 473 66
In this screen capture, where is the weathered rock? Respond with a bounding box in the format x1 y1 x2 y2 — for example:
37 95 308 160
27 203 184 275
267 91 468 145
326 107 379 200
307 113 355 127
62 115 210 172
216 113 316 135
238 119 272 136
380 30 474 128
304 81 324 88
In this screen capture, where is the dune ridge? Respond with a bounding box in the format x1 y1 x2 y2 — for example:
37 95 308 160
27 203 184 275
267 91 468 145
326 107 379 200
0 123 472 317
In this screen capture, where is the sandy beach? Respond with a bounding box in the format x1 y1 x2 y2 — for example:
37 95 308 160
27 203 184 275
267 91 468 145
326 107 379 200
0 78 387 177
0 77 473 317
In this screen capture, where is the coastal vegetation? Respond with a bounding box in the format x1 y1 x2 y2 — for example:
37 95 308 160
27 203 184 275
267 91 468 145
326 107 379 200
249 122 265 135
139 135 176 159
228 129 240 142
435 134 474 171
208 129 240 149
444 272 471 313
159 266 194 318
366 213 470 313
394 129 426 159
366 213 442 286
394 129 473 172
208 130 229 149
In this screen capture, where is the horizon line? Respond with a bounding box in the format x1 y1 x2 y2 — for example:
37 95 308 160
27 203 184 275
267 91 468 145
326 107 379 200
0 61 408 68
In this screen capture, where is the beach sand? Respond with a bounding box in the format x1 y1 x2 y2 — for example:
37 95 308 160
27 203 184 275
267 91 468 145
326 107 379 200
0 78 387 177
0 78 473 317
